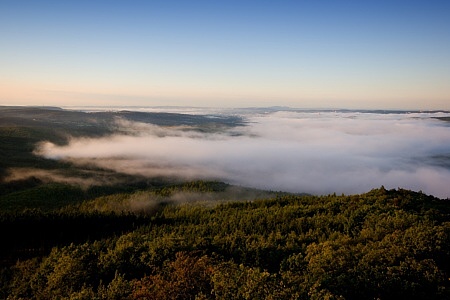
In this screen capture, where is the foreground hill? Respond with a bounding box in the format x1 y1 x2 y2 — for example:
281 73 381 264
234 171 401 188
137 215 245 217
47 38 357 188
1 187 450 299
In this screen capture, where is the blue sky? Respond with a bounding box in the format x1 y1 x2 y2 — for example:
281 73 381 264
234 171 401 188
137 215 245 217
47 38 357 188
1 1 449 109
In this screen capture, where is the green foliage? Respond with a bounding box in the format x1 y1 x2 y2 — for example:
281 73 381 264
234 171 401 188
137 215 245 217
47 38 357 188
131 252 213 299
0 183 85 211
2 187 450 299
3 107 450 298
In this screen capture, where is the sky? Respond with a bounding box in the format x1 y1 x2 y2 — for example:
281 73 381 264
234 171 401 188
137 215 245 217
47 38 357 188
1 1 449 109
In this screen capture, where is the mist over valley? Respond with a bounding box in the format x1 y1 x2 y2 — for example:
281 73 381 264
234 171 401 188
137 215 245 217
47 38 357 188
28 107 450 198
3 107 450 298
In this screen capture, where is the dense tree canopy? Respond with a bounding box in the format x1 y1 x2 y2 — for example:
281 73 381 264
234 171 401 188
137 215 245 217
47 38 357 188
1 186 450 299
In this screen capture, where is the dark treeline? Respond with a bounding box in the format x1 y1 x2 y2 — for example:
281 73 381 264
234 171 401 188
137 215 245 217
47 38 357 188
2 187 450 299
0 180 154 211
0 210 154 266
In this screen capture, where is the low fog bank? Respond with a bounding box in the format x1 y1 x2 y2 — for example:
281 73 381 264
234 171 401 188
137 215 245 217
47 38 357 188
3 168 126 189
35 111 450 198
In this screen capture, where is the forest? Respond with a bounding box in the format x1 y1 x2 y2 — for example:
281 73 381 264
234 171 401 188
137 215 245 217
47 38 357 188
2 186 450 299
1 107 450 299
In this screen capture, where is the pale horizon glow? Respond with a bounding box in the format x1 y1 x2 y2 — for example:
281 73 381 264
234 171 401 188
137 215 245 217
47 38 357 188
1 1 449 109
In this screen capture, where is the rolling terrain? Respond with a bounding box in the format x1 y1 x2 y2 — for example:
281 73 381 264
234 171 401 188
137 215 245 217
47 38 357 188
1 106 450 299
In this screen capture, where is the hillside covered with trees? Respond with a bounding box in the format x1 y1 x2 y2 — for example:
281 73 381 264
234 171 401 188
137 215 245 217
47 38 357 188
2 107 450 299
1 187 450 299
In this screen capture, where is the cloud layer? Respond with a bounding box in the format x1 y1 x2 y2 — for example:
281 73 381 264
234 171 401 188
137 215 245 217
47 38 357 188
35 111 450 198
